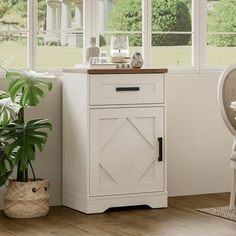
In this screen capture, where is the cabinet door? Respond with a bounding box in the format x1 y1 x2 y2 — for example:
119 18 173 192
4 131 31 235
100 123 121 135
90 107 164 196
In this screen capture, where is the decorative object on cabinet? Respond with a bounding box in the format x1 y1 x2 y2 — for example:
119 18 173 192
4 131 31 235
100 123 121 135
111 56 130 63
0 63 54 218
86 37 101 63
74 63 130 70
131 51 143 69
111 36 129 57
100 51 108 64
217 63 236 210
62 68 168 214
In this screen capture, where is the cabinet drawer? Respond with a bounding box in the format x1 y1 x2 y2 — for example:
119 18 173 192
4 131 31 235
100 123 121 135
89 74 164 105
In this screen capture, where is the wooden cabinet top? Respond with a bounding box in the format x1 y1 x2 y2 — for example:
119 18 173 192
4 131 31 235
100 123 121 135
87 68 168 74
62 68 168 74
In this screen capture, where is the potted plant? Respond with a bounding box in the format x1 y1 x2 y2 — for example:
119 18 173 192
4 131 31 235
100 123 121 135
0 63 54 218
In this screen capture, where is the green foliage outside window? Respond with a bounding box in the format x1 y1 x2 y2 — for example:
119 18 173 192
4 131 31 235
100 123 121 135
0 0 46 27
0 0 27 28
152 0 191 46
108 0 191 46
208 0 236 47
108 0 142 46
0 2 9 19
38 0 47 31
0 0 46 44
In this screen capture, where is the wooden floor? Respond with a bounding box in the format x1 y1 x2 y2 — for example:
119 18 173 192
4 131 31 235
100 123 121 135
0 193 236 236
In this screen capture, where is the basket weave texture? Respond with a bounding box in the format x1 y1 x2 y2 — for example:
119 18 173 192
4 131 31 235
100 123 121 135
4 179 50 218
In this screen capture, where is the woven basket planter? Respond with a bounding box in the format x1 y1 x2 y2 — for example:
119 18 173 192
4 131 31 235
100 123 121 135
4 179 50 218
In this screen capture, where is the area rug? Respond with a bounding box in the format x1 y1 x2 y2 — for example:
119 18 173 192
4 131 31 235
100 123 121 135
196 207 236 222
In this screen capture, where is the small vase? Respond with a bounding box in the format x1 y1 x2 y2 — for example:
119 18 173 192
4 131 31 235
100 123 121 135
86 37 101 63
131 51 143 69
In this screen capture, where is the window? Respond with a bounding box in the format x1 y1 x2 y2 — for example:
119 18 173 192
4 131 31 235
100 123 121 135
207 0 236 67
98 0 194 69
98 0 142 59
0 0 234 72
0 0 85 70
0 0 28 68
151 0 193 67
37 0 84 68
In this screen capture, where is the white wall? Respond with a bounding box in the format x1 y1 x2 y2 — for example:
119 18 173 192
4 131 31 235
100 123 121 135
0 73 233 209
167 74 232 196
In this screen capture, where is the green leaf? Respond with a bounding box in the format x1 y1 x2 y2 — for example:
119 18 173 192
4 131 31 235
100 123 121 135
27 119 52 131
0 119 52 172
0 95 22 127
6 69 52 107
6 69 25 80
0 91 21 128
8 79 27 101
0 143 15 186
0 109 10 127
0 171 12 186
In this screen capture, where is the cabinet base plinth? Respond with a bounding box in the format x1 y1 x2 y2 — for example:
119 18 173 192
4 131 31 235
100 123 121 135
63 191 168 214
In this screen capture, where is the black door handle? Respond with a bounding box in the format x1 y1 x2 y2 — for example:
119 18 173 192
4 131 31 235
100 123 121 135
158 137 163 162
116 87 140 92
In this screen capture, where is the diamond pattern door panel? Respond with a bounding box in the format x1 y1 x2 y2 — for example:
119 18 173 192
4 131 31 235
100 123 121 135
90 107 164 196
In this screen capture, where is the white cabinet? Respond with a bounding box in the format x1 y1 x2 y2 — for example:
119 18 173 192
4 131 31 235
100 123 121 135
62 69 167 214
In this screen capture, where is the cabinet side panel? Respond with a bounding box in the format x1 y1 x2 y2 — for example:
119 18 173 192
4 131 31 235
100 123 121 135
164 74 167 193
62 73 89 202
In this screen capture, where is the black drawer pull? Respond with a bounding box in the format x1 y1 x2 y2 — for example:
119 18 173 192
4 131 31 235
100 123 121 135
158 137 163 162
116 87 140 92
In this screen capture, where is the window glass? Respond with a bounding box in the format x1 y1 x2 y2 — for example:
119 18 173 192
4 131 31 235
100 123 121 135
37 0 84 68
151 0 192 67
207 0 236 67
98 0 142 60
0 0 27 68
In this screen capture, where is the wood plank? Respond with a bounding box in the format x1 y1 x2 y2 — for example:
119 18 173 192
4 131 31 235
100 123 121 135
87 68 168 74
0 193 235 235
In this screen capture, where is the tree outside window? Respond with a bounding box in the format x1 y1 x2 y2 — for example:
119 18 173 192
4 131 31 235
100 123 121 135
207 0 236 66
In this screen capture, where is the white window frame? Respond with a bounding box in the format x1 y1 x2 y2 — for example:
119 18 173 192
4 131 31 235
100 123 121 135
142 0 152 67
0 0 229 74
28 0 37 70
